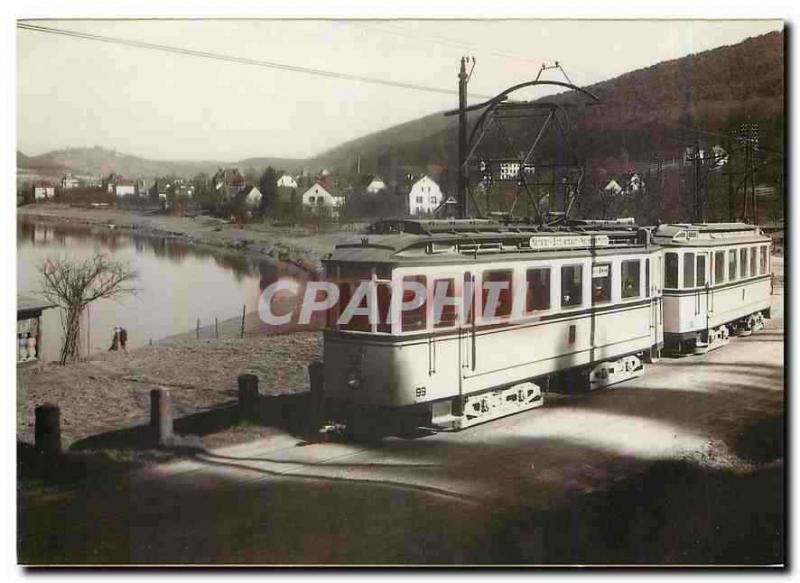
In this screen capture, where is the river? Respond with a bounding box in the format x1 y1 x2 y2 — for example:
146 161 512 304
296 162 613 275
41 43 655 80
17 218 311 362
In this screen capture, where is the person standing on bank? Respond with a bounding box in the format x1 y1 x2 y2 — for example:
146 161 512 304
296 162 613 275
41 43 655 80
119 327 128 352
109 326 120 351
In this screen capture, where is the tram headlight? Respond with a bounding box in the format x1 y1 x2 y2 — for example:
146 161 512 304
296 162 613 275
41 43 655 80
346 369 362 390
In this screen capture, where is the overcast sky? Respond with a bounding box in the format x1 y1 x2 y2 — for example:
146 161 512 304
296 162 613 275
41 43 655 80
17 19 782 161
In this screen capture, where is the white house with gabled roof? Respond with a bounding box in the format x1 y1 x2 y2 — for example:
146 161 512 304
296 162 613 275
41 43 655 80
408 175 443 215
301 181 345 217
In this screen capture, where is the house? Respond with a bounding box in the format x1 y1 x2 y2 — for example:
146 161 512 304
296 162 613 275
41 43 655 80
212 168 246 200
33 184 55 200
603 179 624 196
17 295 54 365
277 174 298 189
301 181 345 217
60 173 80 190
365 176 387 194
241 186 263 210
408 175 443 215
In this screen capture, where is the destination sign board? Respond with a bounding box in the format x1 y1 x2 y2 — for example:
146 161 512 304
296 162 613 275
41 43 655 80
529 235 610 249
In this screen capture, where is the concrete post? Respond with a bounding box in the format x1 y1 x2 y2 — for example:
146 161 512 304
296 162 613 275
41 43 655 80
308 361 325 428
150 388 173 445
34 403 61 455
237 373 259 421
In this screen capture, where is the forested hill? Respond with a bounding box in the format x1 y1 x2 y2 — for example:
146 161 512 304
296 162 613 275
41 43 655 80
309 30 784 177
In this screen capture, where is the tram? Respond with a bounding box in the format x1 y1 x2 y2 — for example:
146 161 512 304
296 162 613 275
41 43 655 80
652 222 772 354
321 218 664 431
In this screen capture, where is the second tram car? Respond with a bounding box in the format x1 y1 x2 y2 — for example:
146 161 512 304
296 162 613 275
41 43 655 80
652 222 772 355
321 219 664 431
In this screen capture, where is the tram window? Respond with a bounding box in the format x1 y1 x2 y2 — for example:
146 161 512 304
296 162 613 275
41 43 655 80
729 249 738 280
376 283 392 333
750 246 757 276
665 253 678 288
740 248 748 278
760 246 768 274
525 268 551 312
622 260 641 298
433 278 457 328
482 270 513 318
683 253 695 288
714 251 726 284
338 282 370 332
401 275 427 332
561 265 583 308
696 254 707 287
645 259 650 297
591 264 612 303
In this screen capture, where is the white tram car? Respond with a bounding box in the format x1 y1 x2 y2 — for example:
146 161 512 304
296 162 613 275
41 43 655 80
321 219 664 431
652 222 772 355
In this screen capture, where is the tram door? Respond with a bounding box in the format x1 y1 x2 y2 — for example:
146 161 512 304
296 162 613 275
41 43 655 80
694 252 711 329
457 271 475 403
649 255 663 344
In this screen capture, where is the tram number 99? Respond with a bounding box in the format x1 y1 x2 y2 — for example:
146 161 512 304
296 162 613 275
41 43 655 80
415 387 427 399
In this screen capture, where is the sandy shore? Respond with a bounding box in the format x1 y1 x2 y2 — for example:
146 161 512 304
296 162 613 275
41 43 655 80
18 203 366 273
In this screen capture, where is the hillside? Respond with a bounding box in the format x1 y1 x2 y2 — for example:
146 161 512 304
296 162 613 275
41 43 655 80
17 146 306 181
309 30 784 182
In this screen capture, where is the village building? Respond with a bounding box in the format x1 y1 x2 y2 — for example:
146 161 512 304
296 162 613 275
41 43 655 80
276 174 298 189
241 185 263 210
603 179 624 196
365 176 387 194
17 295 54 365
60 173 80 190
33 184 56 201
301 181 345 217
408 175 443 215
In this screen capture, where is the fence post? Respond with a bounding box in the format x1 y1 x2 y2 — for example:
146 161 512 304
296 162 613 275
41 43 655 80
240 305 246 338
308 361 325 429
237 373 260 422
34 403 61 455
150 388 174 445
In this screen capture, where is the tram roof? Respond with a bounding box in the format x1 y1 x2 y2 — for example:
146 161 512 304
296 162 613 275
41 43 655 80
652 222 770 246
325 218 654 265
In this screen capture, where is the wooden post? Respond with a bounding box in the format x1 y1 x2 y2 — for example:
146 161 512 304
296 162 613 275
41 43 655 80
150 388 174 445
215 317 219 339
240 305 246 338
34 403 61 455
237 374 259 421
196 318 200 341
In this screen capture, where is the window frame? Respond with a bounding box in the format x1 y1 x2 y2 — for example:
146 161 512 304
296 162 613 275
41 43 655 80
728 249 738 281
481 269 514 320
591 262 613 304
665 252 678 289
621 259 642 299
560 264 584 309
683 252 696 289
525 267 552 313
714 250 726 285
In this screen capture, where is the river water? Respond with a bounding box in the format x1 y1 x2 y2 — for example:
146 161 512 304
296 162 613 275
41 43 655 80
17 218 311 362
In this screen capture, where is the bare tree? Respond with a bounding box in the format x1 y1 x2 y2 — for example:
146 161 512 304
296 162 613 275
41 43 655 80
39 253 138 364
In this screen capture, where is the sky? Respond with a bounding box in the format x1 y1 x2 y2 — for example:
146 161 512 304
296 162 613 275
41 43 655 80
17 19 783 162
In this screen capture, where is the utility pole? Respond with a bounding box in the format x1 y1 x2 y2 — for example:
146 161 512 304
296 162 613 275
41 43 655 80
457 57 468 219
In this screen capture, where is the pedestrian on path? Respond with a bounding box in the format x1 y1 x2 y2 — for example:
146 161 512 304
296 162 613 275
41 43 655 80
109 327 120 351
119 327 128 352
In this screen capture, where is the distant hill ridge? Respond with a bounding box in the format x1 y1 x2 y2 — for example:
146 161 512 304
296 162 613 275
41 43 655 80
17 146 306 181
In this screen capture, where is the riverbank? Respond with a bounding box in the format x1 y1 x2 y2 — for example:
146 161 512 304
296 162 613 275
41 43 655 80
18 204 365 274
17 331 322 451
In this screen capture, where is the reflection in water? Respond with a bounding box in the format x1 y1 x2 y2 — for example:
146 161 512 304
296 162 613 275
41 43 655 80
17 218 313 361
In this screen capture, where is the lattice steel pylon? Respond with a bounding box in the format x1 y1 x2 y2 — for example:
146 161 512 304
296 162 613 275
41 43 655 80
444 60 600 223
